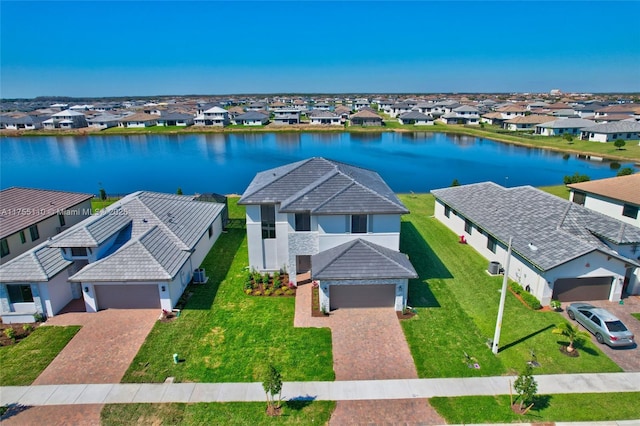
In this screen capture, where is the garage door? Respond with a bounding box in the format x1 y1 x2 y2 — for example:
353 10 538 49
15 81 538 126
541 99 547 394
330 284 395 310
552 276 612 302
95 284 160 310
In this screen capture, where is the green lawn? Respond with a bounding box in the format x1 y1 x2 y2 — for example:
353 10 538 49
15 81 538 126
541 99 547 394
398 193 621 378
538 185 571 200
632 313 640 321
0 326 80 386
121 198 333 383
101 401 334 425
430 392 640 424
91 197 121 212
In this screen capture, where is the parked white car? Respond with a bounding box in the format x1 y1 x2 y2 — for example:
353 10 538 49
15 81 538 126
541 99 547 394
567 303 635 348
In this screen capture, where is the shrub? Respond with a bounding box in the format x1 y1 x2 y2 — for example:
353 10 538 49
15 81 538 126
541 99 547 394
34 313 45 322
244 280 253 290
563 172 590 185
274 288 283 296
244 289 253 295
284 289 295 296
4 328 16 340
509 282 541 310
508 281 522 295
23 324 35 333
563 134 573 142
613 139 626 150
264 289 273 296
617 167 634 177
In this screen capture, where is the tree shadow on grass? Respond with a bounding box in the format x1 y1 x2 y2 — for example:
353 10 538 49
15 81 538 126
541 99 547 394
499 325 555 353
183 228 246 311
285 395 317 411
401 222 452 308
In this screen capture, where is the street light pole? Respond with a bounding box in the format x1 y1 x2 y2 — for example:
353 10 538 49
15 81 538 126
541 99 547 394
492 236 512 355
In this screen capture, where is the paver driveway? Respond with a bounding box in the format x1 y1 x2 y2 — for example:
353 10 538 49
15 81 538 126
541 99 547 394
562 296 640 372
295 282 445 425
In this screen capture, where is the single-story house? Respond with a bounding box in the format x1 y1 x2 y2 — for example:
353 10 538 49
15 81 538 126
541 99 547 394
579 121 640 142
156 112 194 127
503 115 555 131
398 111 433 126
87 114 121 129
238 157 415 311
233 111 269 126
432 182 640 306
308 110 342 126
534 118 595 136
119 112 158 128
568 173 640 228
1 115 46 130
0 191 226 323
350 109 383 126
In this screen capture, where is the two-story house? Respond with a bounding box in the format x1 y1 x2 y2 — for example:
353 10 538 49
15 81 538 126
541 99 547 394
195 106 230 126
238 158 416 312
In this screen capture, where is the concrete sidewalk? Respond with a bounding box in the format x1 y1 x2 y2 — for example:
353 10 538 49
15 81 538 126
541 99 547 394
2 372 639 407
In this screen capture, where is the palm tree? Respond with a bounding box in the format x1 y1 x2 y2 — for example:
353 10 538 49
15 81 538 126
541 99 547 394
552 322 590 353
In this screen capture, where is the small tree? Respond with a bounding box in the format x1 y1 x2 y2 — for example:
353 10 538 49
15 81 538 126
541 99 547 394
99 188 107 201
563 134 573 143
451 179 461 187
176 187 183 195
617 167 634 177
552 322 589 353
613 139 626 150
262 364 282 416
513 364 537 414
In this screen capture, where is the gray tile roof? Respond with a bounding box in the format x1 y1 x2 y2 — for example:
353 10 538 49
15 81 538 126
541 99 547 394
580 121 640 134
431 182 640 271
311 238 417 280
49 213 132 248
399 111 431 120
535 118 594 129
235 111 269 120
238 158 408 214
0 244 72 282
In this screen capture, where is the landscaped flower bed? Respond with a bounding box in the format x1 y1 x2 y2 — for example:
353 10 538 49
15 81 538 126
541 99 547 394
244 269 296 297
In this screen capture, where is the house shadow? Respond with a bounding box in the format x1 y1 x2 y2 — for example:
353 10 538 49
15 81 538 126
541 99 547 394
182 227 245 311
0 403 31 421
401 222 453 308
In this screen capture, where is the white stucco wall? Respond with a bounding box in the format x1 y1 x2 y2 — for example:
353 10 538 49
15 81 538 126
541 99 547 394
573 191 640 227
41 271 74 317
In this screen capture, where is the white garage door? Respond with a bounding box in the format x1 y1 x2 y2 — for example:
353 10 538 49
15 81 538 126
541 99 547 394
95 284 160 310
330 284 395 310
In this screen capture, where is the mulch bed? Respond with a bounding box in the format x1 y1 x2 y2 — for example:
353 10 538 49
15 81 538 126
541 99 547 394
311 285 329 317
559 345 580 357
0 322 38 346
397 310 416 320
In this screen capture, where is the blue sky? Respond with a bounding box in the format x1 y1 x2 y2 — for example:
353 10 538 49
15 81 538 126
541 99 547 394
1 1 639 98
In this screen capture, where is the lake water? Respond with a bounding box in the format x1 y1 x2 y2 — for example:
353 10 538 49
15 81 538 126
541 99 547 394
0 132 635 195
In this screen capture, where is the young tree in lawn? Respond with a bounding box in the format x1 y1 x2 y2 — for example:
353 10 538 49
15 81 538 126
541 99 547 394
513 364 538 414
262 364 283 416
613 139 626 150
552 322 589 354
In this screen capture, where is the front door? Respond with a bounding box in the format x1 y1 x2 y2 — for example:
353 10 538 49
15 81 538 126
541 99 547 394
296 255 311 274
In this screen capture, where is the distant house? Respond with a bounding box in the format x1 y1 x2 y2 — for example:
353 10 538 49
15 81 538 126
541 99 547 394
480 112 505 126
579 121 640 142
503 115 555 131
238 158 415 311
0 187 94 263
353 98 370 110
194 106 230 126
334 106 352 123
439 105 480 125
568 173 640 228
246 102 268 111
308 110 342 126
156 112 194 127
388 102 415 118
42 110 88 129
233 111 269 126
0 191 226 323
272 109 301 125
534 118 594 136
119 112 158 128
1 115 45 130
87 114 120 129
495 105 527 120
398 111 433 126
432 182 640 306
350 109 383 126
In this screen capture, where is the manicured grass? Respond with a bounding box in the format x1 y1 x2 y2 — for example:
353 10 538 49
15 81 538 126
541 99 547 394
0 326 81 386
632 313 640 321
91 197 121 212
101 401 335 425
121 198 333 383
430 392 640 424
398 193 621 378
538 185 571 200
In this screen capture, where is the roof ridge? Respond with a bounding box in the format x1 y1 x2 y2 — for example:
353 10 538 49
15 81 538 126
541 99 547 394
29 248 49 280
556 201 573 230
240 158 314 201
361 239 413 275
309 179 356 213
280 168 339 210
133 197 189 250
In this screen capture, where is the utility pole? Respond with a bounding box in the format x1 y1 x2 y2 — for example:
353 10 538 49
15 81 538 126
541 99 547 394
492 236 512 355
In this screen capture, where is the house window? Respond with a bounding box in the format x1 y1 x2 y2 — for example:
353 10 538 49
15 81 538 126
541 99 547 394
487 236 497 253
19 231 26 244
351 214 368 234
71 247 88 257
612 134 618 139
295 213 311 232
1 239 9 258
444 205 451 218
622 204 638 220
572 191 586 206
58 214 66 227
7 284 33 303
464 219 472 234
261 205 276 239
29 225 40 242
208 224 213 238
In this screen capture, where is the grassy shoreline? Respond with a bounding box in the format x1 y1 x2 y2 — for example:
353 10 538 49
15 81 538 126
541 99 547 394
2 123 639 163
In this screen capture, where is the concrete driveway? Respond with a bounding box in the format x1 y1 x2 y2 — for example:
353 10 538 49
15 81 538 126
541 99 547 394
561 296 640 372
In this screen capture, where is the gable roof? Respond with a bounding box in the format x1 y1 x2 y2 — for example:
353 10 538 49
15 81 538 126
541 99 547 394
0 244 72 282
568 173 640 205
431 182 640 271
311 238 417 280
238 157 408 214
234 111 269 120
0 187 94 239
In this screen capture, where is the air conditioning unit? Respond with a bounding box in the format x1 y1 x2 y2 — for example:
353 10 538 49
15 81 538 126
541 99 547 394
193 268 208 284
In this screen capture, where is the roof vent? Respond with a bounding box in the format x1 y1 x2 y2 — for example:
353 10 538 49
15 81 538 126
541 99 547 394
142 218 148 223
528 243 538 251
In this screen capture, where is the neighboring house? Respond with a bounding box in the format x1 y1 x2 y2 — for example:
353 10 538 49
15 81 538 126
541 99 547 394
480 112 505 126
567 173 640 227
495 105 527 120
156 112 194 127
503 115 555 131
246 102 268 111
334 106 352 123
42 110 88 129
87 114 121 129
195 106 230 126
119 112 158 128
308 110 342 125
0 191 226 323
272 109 301 125
233 111 269 126
2 115 46 130
439 105 480 125
350 109 383 126
534 118 594 136
398 111 433 126
432 182 640 306
388 102 415 118
579 121 640 143
1 187 94 263
353 98 370 110
238 157 416 311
